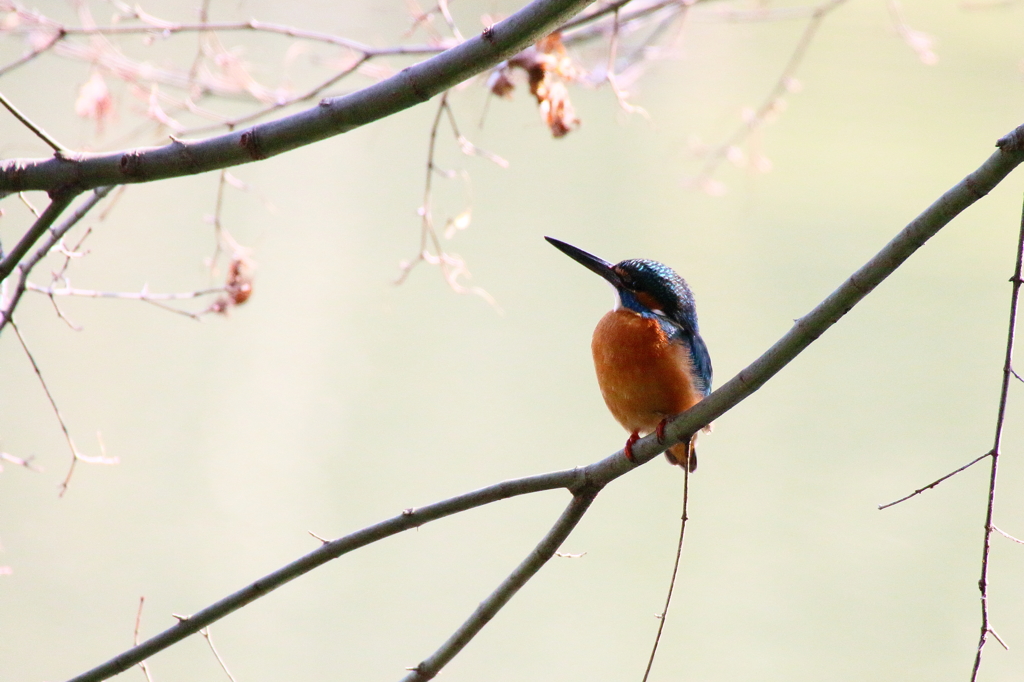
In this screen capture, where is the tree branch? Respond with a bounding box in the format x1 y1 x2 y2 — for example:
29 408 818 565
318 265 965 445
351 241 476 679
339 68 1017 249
969 172 1024 681
0 0 599 194
643 125 1024 466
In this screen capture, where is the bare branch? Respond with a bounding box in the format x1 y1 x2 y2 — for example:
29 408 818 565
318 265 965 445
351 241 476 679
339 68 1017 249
0 451 43 472
26 283 226 302
641 466 690 682
991 525 1024 545
0 0 600 194
8 319 84 495
397 92 496 303
645 125 1024 467
133 597 154 682
969 182 1024 682
0 29 63 78
688 0 847 193
0 90 67 152
200 628 237 682
877 452 990 510
26 282 227 319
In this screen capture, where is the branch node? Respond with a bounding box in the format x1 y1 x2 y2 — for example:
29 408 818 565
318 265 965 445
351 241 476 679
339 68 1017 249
238 130 267 160
996 124 1024 152
119 152 145 180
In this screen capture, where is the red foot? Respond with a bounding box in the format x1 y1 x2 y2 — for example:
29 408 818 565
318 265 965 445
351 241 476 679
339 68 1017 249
655 417 670 444
624 432 640 463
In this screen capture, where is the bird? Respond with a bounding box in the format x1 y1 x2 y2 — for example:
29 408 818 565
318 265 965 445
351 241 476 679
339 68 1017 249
545 236 712 471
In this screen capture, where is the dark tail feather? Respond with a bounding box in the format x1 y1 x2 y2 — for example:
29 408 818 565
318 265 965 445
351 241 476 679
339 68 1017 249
665 435 697 473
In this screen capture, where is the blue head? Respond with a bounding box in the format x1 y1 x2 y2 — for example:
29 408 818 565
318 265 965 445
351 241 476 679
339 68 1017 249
546 236 712 395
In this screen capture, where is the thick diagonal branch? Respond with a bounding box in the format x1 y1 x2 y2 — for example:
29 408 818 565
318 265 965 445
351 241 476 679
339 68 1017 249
0 0 597 194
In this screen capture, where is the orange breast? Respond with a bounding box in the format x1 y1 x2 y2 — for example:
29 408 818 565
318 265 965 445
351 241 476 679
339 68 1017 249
591 309 703 435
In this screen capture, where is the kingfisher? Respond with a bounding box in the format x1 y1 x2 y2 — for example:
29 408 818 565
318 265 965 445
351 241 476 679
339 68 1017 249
546 237 712 471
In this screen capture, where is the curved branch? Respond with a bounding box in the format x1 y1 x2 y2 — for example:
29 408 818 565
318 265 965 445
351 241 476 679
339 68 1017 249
0 0 597 194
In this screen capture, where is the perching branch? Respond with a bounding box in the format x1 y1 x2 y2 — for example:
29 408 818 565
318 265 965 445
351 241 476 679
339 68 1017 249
649 124 1024 463
64 123 1024 682
0 0 598 194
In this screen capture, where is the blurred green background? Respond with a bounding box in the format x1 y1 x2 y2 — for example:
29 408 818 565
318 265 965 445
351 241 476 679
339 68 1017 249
3 1 1024 680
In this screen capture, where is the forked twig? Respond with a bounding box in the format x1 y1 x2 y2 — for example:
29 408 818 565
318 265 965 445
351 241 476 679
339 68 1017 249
7 320 115 496
133 597 154 682
0 90 67 152
200 628 238 682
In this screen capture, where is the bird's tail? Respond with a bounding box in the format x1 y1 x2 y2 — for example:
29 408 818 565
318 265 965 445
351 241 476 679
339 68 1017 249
665 434 698 473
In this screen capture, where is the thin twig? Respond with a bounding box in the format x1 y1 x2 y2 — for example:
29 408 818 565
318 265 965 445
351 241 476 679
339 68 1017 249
179 53 371 135
27 283 226 301
43 225 95 331
969 188 1024 681
0 29 64 78
688 0 847 193
49 20 441 55
991 525 1024 545
436 0 465 42
0 90 68 152
605 9 650 117
133 597 154 682
877 452 990 510
641 463 690 682
8 319 84 496
396 93 497 305
0 451 43 472
200 628 238 682
26 282 227 319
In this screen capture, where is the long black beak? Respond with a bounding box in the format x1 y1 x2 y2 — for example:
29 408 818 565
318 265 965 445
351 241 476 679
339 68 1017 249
545 236 623 288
